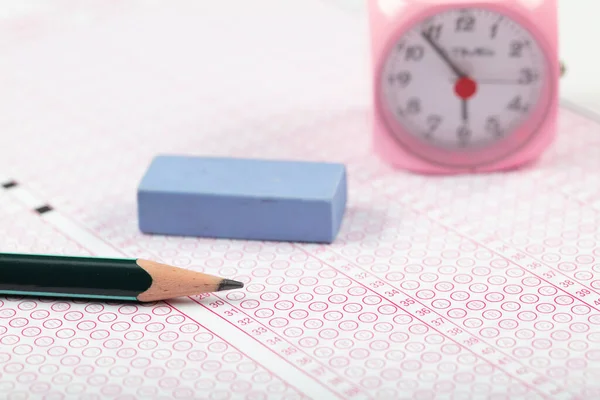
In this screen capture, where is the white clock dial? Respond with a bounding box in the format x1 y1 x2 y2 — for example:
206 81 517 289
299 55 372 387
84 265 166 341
380 7 548 151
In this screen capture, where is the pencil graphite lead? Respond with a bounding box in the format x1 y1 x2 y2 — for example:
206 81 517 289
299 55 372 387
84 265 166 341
218 279 245 291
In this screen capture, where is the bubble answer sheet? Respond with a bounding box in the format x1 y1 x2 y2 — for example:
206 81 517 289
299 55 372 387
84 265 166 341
1 1 600 399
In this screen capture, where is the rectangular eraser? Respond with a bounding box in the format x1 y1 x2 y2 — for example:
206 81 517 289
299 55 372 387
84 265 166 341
137 155 347 243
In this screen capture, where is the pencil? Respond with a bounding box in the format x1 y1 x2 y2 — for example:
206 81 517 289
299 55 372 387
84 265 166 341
0 252 244 302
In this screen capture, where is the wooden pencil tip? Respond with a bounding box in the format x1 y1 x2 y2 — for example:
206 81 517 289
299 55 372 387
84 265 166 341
135 259 245 301
217 279 244 291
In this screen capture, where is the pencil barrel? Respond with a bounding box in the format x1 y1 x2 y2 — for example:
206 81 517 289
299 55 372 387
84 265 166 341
0 253 152 300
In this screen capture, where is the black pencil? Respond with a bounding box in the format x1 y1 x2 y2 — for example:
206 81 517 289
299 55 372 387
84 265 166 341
0 252 244 302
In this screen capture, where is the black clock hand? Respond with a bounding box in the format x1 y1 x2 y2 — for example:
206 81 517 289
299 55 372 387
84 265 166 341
421 31 466 78
420 31 473 131
448 79 522 85
477 79 525 84
457 102 470 145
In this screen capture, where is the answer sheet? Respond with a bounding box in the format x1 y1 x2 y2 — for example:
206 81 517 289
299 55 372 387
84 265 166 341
1 1 600 398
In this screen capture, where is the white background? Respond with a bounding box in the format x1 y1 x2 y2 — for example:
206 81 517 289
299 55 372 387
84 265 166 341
0 0 595 111
558 0 600 114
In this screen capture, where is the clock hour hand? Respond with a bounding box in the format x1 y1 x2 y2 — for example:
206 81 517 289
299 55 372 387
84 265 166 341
421 31 466 78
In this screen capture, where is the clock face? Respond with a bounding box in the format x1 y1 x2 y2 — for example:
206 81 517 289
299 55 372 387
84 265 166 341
380 7 549 152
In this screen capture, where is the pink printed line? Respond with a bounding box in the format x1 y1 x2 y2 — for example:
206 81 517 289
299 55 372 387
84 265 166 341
344 159 599 395
1 180 314 400
501 242 600 311
292 244 555 399
7 185 374 396
519 248 600 302
398 195 600 316
63 219 362 397
2 175 557 397
366 186 584 393
105 238 368 395
165 301 315 399
362 165 600 313
49 225 313 399
468 236 600 314
187 296 359 400
514 175 600 301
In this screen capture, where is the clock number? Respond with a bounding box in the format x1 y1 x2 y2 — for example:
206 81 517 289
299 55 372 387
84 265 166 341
425 115 442 137
509 40 526 57
388 71 411 87
457 125 471 145
490 18 502 39
397 71 411 87
406 98 421 114
405 45 424 61
518 68 538 84
456 14 475 32
508 96 529 112
485 116 503 137
490 25 498 38
423 24 443 40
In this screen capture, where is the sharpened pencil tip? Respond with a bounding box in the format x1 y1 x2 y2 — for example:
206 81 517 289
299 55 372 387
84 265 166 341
218 279 244 291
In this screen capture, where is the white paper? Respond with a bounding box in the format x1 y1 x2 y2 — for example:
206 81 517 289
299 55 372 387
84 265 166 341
1 1 600 398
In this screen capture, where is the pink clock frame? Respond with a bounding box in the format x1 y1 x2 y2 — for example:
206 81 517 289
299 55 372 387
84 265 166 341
368 0 560 174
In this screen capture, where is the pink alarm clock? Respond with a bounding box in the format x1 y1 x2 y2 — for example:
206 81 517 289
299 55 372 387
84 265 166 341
369 0 560 174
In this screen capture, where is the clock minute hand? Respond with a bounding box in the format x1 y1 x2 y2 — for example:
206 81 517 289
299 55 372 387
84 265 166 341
421 31 466 78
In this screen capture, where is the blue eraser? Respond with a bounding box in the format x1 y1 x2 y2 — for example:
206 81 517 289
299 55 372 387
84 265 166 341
137 155 347 243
